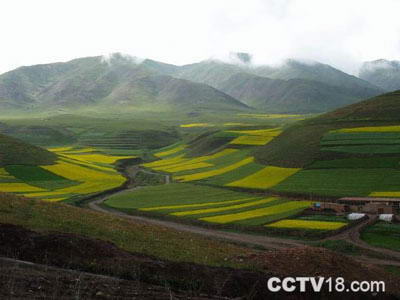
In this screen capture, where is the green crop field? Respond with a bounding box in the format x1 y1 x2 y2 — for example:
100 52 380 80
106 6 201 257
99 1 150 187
272 168 400 197
4 165 78 190
105 183 312 226
361 222 400 252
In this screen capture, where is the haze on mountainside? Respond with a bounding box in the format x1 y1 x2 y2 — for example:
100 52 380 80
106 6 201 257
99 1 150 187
0 52 389 114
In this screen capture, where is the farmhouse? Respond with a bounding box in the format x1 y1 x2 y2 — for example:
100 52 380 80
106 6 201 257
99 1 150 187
314 197 399 214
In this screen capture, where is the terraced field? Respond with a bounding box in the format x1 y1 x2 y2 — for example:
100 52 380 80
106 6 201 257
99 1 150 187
0 147 136 202
269 125 400 197
104 183 313 226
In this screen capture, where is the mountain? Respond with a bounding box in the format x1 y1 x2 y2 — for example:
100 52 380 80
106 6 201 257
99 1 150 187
0 54 249 112
254 90 400 167
103 74 250 111
172 58 383 112
217 72 365 113
359 59 400 92
0 133 57 166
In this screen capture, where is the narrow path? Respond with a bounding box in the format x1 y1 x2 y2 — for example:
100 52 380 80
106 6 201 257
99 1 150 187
326 215 400 261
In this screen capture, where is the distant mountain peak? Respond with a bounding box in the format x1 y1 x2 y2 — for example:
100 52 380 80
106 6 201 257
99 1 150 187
359 59 400 91
229 52 252 65
101 52 142 66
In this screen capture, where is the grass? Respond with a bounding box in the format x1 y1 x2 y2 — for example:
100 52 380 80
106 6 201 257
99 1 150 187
0 193 257 269
336 125 400 132
315 240 361 255
361 222 400 252
297 214 348 222
322 145 400 154
308 157 400 169
225 166 300 190
266 219 347 230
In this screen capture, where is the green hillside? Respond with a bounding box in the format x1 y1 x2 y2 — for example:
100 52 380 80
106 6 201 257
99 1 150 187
254 90 400 168
217 72 361 113
0 54 249 113
172 58 382 113
0 133 57 166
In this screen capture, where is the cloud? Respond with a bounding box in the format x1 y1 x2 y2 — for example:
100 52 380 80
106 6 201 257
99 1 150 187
0 0 399 75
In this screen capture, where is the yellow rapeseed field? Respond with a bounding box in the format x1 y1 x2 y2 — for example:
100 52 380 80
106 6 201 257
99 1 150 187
61 153 135 164
180 123 213 128
200 201 312 224
160 162 213 173
174 157 254 182
143 155 187 168
266 219 347 230
140 197 256 211
336 125 400 133
154 145 186 157
144 149 237 173
238 114 303 119
229 135 274 145
47 146 74 152
369 191 400 197
226 128 281 136
0 183 45 193
172 197 277 216
41 160 125 195
226 166 300 189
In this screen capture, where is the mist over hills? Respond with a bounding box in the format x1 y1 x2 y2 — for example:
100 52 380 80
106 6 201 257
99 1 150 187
359 59 400 92
0 52 389 114
0 54 248 113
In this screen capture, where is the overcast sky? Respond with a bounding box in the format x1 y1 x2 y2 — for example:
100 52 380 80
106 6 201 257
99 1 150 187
1 0 399 75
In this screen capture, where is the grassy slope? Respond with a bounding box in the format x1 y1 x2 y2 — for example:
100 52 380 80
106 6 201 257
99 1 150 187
0 133 57 166
0 193 256 268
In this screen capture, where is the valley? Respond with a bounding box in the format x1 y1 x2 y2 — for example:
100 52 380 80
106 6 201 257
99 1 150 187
1 55 400 298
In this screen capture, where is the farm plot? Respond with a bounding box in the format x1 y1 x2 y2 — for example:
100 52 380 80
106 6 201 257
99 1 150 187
227 128 282 146
272 168 400 197
199 201 312 225
105 183 312 227
321 130 400 154
145 149 237 173
174 157 254 182
104 183 256 210
0 147 134 202
266 219 347 230
225 166 300 190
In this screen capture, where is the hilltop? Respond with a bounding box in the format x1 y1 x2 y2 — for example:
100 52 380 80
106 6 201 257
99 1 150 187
359 59 400 92
0 133 56 166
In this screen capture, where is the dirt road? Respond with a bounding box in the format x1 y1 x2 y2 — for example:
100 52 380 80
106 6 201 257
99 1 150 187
85 165 400 266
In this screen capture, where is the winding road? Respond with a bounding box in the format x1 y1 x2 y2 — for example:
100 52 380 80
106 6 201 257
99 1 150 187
86 164 400 267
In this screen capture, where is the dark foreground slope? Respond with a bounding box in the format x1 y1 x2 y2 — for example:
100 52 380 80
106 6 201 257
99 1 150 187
0 133 56 166
255 90 400 167
0 192 398 298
